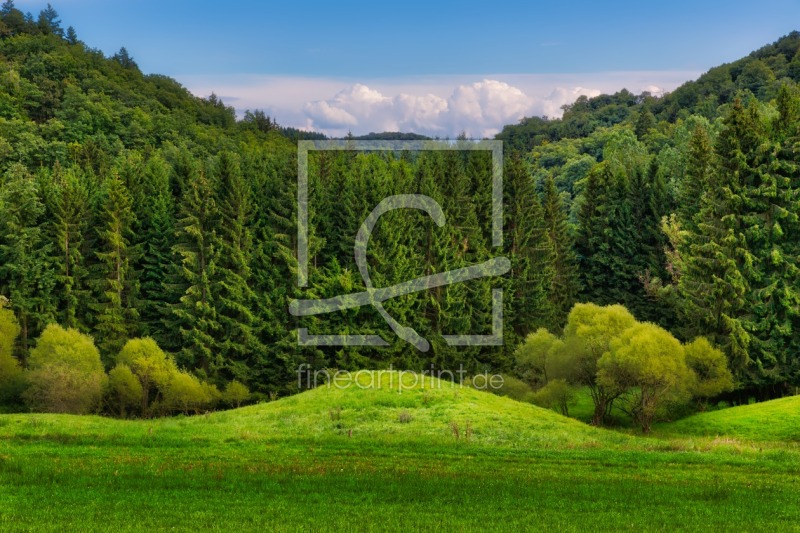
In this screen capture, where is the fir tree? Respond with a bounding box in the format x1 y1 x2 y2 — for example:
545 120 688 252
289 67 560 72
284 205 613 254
542 175 579 331
171 168 221 375
65 25 78 45
504 153 554 340
0 164 56 360
213 151 262 383
36 3 61 37
92 173 139 360
679 122 715 232
135 155 177 345
742 87 800 387
42 165 90 330
679 99 755 374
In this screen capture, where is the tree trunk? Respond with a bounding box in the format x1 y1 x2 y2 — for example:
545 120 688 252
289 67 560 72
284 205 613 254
592 399 606 426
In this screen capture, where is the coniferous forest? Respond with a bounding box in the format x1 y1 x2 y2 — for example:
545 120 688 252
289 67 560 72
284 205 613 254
2 2 800 415
5 4 800 530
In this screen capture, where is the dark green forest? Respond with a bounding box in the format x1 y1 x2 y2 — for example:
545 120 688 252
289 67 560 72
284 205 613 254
1 2 799 411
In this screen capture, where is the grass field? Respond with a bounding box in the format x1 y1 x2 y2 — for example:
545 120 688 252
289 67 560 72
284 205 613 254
1 372 799 531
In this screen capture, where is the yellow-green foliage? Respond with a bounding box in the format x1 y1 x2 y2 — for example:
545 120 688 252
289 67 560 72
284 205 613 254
107 364 143 417
118 337 219 415
0 299 22 402
546 303 638 425
527 303 734 430
162 372 207 414
223 380 250 407
514 328 562 387
599 323 691 432
117 337 177 413
23 324 107 414
486 374 536 403
684 337 734 401
532 378 575 416
0 297 19 357
558 303 637 383
600 324 688 393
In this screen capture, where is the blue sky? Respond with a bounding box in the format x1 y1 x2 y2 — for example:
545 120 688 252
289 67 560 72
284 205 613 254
16 0 800 136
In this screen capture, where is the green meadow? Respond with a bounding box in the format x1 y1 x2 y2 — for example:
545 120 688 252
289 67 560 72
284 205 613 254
2 372 799 532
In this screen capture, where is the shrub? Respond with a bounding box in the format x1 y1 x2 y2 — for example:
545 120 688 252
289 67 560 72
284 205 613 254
117 338 220 417
223 380 250 408
531 379 575 416
523 304 734 429
201 381 222 409
23 324 107 414
161 371 207 415
0 299 23 404
156 371 219 415
0 351 23 403
515 328 562 388
487 374 536 403
552 303 637 425
117 337 176 414
684 337 734 409
107 364 143 417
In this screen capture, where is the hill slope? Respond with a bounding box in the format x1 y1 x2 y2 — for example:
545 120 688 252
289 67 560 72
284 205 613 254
662 396 800 442
205 371 611 446
0 372 614 448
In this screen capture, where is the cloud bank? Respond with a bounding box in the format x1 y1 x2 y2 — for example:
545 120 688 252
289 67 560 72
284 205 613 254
303 80 553 138
180 71 699 138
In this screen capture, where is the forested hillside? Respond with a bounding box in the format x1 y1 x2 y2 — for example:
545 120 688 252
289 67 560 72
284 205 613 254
1 1 799 408
0 2 305 400
500 31 800 398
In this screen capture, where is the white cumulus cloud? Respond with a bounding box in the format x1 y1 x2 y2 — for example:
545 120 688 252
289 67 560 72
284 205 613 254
179 71 700 137
304 79 543 138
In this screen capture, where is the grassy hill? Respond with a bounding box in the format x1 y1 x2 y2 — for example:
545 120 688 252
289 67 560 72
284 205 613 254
0 372 609 444
3 373 800 531
660 395 800 442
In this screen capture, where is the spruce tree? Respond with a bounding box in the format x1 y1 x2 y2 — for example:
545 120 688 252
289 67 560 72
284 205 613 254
135 155 176 345
576 163 623 305
679 99 755 374
92 173 139 360
36 3 61 37
42 165 90 330
679 122 715 233
542 175 578 331
504 153 553 340
626 159 671 322
171 168 221 375
439 149 493 369
0 164 56 360
244 143 308 391
743 87 800 388
213 151 261 383
65 25 77 45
